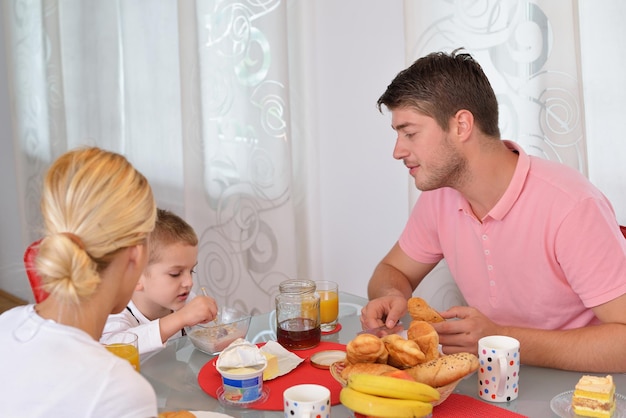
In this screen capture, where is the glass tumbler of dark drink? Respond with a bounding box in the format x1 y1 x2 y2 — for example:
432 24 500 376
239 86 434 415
275 279 321 350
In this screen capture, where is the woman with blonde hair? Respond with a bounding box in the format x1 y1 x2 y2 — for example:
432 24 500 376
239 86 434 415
0 147 158 417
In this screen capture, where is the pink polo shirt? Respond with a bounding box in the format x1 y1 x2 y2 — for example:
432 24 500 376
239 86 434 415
399 141 626 330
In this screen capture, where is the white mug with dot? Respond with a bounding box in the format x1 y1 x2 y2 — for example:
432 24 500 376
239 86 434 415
283 384 330 418
478 335 520 402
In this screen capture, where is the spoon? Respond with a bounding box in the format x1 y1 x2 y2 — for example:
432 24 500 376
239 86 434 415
200 287 217 324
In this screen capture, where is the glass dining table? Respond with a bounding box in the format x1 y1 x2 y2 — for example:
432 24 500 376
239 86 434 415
141 292 626 417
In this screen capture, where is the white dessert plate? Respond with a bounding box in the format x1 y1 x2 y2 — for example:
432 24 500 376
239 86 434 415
550 390 626 417
191 412 235 418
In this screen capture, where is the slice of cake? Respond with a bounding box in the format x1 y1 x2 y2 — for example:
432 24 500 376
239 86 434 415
571 375 616 418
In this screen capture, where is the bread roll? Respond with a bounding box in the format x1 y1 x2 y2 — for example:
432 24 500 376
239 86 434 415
346 333 388 364
407 297 445 323
158 412 195 418
381 334 425 368
407 320 440 362
406 352 479 387
340 362 399 381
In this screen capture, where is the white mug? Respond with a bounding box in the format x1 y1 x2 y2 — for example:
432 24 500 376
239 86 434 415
478 335 520 402
283 384 331 418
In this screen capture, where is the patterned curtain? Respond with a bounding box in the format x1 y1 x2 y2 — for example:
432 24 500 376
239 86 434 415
404 0 588 309
3 0 298 314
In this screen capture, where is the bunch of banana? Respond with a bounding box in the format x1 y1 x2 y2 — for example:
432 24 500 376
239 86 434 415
340 373 439 417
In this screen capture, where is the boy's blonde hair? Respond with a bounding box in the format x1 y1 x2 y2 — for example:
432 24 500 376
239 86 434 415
36 147 156 305
148 209 198 264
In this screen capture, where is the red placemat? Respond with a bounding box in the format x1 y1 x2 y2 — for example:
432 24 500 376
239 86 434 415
322 323 342 335
434 394 528 417
198 341 346 411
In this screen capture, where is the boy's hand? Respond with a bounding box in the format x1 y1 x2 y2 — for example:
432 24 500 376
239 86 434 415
180 295 218 327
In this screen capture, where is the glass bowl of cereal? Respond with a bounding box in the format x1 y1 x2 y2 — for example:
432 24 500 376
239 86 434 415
186 306 251 355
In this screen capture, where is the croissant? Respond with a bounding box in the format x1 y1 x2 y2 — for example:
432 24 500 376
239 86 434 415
407 320 440 362
340 362 399 381
407 297 445 323
381 334 425 368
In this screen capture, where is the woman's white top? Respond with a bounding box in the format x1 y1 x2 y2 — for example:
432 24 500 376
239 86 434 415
0 305 157 417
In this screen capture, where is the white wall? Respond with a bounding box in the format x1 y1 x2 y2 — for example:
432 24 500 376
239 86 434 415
314 0 409 298
0 6 30 300
579 0 626 225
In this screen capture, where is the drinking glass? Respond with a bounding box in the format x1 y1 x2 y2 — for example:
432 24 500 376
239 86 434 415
102 331 140 371
316 281 339 332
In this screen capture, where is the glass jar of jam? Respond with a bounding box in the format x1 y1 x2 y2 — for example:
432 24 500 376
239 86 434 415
275 279 321 350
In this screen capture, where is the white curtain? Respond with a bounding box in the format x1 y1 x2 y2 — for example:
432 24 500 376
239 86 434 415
1 0 624 313
3 0 303 314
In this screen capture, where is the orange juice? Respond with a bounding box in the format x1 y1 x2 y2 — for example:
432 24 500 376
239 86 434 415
300 299 319 320
318 290 339 324
105 343 140 372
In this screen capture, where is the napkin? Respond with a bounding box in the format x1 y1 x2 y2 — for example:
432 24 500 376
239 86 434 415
259 340 304 379
215 338 266 369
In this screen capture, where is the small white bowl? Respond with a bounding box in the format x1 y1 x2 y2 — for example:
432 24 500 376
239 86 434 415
186 306 251 355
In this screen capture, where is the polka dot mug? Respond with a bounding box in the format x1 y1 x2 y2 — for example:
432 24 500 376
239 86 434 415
478 335 520 403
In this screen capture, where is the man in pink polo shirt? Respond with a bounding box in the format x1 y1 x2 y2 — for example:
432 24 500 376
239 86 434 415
361 50 626 372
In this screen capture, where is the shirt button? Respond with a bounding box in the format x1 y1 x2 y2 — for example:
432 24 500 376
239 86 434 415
485 249 490 255
482 235 488 240
490 280 496 286
487 265 493 271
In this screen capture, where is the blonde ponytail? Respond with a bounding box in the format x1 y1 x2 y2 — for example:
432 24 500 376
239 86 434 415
36 147 156 305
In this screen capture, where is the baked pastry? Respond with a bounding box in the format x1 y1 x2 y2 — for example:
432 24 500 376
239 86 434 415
158 411 195 418
381 334 425 368
407 320 440 362
571 375 616 417
407 297 445 323
340 361 399 381
346 333 388 364
406 352 479 387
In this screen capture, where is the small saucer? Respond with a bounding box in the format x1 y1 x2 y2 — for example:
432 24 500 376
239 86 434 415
321 323 342 335
216 386 270 409
550 390 626 417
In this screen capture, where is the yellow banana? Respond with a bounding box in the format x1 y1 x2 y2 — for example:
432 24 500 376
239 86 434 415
348 373 440 403
340 387 433 417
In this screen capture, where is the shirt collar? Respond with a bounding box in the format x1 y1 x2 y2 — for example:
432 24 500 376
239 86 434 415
486 140 529 221
456 140 530 221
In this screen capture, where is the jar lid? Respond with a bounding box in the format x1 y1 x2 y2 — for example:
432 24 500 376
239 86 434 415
310 350 346 370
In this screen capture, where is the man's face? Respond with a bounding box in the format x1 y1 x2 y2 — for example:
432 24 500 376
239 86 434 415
138 242 198 312
391 107 466 191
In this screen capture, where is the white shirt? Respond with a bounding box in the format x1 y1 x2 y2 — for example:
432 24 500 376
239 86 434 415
0 305 157 418
102 295 192 362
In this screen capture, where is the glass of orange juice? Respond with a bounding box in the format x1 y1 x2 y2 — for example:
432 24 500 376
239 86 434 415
102 331 140 372
316 281 339 332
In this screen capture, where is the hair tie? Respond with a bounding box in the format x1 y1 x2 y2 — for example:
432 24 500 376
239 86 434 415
62 232 85 250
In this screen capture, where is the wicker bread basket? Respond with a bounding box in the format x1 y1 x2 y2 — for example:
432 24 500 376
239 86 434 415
330 360 460 406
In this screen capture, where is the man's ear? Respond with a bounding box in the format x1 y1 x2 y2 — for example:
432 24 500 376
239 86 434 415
455 109 474 142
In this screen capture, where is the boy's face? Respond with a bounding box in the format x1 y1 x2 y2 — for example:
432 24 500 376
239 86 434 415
137 242 198 312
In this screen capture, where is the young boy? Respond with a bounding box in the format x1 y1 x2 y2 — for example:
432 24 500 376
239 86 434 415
102 208 218 360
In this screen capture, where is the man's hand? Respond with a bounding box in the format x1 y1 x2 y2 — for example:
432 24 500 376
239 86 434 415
360 295 408 330
433 306 502 355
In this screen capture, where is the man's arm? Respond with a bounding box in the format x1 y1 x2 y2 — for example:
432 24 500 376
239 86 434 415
436 293 626 372
361 242 437 329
